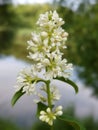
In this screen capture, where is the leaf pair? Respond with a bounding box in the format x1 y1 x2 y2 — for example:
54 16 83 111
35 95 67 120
11 77 78 106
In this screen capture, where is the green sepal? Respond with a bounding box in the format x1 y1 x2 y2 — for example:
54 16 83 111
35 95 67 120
37 102 48 116
58 114 86 130
11 88 25 106
54 77 78 93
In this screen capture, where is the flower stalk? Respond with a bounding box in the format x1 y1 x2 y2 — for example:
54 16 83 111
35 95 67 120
50 126 53 130
46 81 52 109
12 10 71 126
11 10 79 128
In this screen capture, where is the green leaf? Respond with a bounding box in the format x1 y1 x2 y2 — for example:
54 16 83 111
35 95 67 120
37 102 47 116
11 88 25 106
54 77 78 93
58 114 86 130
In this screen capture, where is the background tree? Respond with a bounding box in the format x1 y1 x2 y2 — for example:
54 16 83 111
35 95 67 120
54 0 98 96
0 3 18 50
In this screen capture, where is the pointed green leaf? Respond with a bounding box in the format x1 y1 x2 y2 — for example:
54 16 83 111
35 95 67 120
54 77 78 93
11 88 25 106
37 102 47 116
58 114 86 130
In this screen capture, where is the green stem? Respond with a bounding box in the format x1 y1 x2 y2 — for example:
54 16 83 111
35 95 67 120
50 126 53 130
46 81 54 130
46 80 52 109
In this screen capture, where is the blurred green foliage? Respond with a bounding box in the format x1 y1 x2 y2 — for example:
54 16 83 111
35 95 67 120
0 118 21 130
0 3 52 61
0 2 98 95
0 4 16 49
57 3 98 96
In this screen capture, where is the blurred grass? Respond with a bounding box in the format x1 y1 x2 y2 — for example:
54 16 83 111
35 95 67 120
0 118 21 130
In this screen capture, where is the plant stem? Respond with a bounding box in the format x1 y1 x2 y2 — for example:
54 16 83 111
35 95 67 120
50 126 53 130
46 80 52 109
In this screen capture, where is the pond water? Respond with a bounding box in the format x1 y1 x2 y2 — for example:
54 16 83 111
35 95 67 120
0 55 98 128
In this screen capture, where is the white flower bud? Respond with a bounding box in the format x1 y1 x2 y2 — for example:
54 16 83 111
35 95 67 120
46 108 51 113
55 106 63 116
41 31 48 38
56 111 63 116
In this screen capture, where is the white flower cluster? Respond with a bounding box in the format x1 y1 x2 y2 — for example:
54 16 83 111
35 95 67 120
14 10 73 126
27 10 73 80
39 106 63 126
14 66 37 95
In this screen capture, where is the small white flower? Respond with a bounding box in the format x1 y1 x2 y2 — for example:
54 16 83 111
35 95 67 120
41 31 48 38
52 10 64 27
39 107 56 126
39 106 63 125
55 106 63 116
36 11 49 27
22 82 36 95
31 32 41 43
41 58 50 66
43 38 49 46
37 10 64 31
28 52 43 61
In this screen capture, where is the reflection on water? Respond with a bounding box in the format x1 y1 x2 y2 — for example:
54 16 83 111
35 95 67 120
0 55 98 128
0 55 36 129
